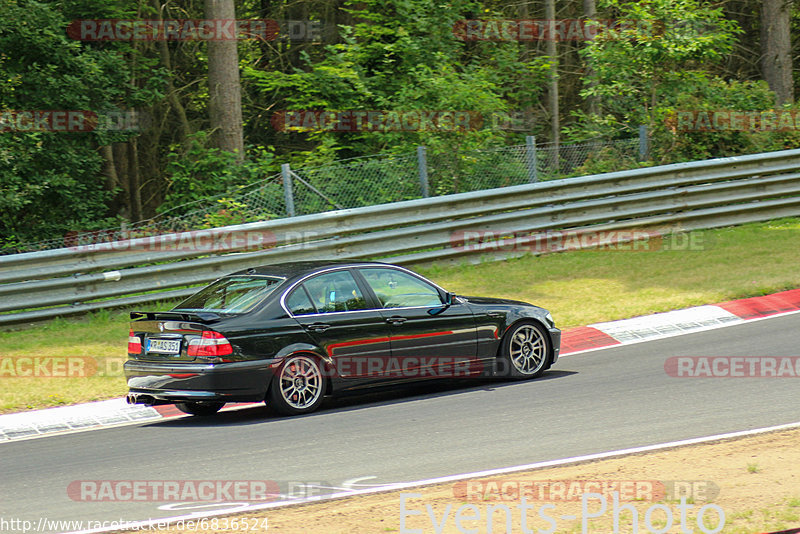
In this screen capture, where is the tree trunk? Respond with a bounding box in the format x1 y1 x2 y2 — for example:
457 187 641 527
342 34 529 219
545 0 560 170
582 0 599 115
99 144 119 192
128 138 143 222
205 0 245 160
113 142 130 220
760 0 794 105
98 144 128 218
152 0 191 142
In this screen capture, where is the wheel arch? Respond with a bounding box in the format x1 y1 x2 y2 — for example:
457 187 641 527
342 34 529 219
266 349 334 397
495 317 555 369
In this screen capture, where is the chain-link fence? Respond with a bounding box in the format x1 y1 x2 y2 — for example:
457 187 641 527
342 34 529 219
425 138 641 195
288 152 422 216
19 175 289 254
7 137 642 254
288 137 642 209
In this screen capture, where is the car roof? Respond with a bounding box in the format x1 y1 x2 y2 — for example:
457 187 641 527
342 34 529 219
228 260 396 279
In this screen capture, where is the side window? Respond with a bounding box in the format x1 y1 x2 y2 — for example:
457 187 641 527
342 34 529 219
302 270 369 313
286 286 317 316
359 268 443 308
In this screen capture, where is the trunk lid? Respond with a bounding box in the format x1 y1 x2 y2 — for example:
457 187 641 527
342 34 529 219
128 311 221 362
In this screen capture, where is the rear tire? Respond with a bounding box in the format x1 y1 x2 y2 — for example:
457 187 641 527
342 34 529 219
175 401 225 416
267 354 326 416
500 322 550 378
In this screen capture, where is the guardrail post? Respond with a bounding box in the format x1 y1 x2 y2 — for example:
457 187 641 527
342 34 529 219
417 146 430 197
281 163 296 217
526 135 539 182
639 125 650 161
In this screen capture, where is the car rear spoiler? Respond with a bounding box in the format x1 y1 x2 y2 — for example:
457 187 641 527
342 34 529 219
129 311 222 323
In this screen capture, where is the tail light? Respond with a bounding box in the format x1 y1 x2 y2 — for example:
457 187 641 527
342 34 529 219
128 330 142 354
188 330 233 362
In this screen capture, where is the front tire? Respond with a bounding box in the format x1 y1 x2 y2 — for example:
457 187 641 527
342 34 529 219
267 354 326 416
175 401 225 416
500 322 550 378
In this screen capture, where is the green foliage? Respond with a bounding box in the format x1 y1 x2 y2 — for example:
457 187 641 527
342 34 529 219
572 144 645 176
245 0 549 163
579 0 741 126
159 132 276 216
0 0 138 247
200 197 278 228
568 0 800 162
0 134 115 243
3 0 800 251
653 76 797 161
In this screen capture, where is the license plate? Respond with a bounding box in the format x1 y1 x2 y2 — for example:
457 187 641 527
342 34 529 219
146 338 181 354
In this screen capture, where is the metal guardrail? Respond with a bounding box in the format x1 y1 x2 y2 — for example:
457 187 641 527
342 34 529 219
3 148 800 324
6 137 643 256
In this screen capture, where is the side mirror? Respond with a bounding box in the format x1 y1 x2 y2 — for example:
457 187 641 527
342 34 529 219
428 292 455 316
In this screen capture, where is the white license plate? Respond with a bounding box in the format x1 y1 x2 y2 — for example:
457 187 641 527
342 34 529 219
146 339 181 354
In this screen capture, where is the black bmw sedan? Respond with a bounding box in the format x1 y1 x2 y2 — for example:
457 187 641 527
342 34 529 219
125 261 560 416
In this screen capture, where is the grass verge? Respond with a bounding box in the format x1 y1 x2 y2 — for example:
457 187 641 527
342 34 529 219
2 217 800 413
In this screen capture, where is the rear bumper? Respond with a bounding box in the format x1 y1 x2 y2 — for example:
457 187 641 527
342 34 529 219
124 359 278 405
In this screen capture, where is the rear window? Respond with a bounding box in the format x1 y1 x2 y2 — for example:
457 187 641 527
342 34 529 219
173 276 283 313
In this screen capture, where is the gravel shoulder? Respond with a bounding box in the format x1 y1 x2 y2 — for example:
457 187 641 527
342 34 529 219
152 427 800 534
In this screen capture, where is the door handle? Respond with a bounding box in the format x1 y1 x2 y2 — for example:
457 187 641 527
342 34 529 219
307 323 331 332
386 316 407 325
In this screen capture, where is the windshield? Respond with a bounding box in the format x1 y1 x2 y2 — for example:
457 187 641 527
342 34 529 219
173 275 284 313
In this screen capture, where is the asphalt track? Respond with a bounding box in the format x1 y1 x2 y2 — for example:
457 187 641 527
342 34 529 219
2 313 799 533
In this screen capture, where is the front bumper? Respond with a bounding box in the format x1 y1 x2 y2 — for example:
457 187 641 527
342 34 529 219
549 327 562 365
124 358 278 405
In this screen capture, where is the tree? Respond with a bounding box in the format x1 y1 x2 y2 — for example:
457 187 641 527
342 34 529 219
760 0 794 105
569 0 741 141
245 0 550 162
0 0 139 249
205 0 244 161
545 0 560 164
583 0 599 115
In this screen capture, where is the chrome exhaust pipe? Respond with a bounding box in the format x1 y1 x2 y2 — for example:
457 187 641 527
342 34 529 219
127 393 156 406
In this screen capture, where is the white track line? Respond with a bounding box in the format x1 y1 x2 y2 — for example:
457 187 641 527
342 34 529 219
561 307 800 357
66 419 800 534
